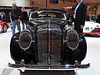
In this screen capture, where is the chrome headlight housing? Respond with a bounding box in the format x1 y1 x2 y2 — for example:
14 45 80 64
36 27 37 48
19 30 32 51
66 29 79 50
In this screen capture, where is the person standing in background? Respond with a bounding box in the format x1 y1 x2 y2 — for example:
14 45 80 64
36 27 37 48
74 0 87 34
9 12 13 30
96 14 100 23
1 13 6 22
21 7 29 30
11 2 21 35
68 0 87 34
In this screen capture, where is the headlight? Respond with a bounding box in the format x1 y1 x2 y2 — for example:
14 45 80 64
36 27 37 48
85 27 89 30
96 25 99 27
91 27 93 29
67 29 79 50
19 30 32 51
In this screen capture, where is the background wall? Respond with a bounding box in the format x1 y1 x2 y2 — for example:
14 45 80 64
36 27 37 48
84 0 100 15
0 0 30 6
0 0 100 15
84 0 100 3
30 0 76 9
97 5 100 15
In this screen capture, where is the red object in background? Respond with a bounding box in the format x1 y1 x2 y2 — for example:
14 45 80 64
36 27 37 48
0 21 9 33
62 7 68 13
84 28 100 36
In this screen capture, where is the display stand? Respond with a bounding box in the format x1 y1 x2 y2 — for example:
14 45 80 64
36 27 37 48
0 68 14 75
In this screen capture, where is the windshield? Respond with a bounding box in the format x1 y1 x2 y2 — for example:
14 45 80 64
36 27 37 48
30 11 65 19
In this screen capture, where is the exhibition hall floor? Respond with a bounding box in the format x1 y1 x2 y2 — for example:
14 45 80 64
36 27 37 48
0 26 100 75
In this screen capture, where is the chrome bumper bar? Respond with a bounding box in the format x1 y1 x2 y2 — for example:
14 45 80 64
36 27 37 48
8 61 90 70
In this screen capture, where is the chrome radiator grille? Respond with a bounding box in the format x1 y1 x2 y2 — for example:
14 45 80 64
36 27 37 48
37 22 62 65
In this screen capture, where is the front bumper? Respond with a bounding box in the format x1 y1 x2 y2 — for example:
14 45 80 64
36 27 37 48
8 61 90 71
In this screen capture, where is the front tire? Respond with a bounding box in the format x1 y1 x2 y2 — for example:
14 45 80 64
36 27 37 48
3 24 7 33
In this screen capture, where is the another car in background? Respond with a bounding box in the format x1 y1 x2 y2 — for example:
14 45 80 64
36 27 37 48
0 21 9 33
83 21 100 36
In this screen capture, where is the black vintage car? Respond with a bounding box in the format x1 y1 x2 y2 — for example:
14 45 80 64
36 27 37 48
9 9 89 70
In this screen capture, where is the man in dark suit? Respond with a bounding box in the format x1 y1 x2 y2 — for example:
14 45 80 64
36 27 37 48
67 0 87 34
73 0 87 34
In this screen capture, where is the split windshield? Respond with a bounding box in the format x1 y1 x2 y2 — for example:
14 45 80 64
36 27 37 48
31 11 65 19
